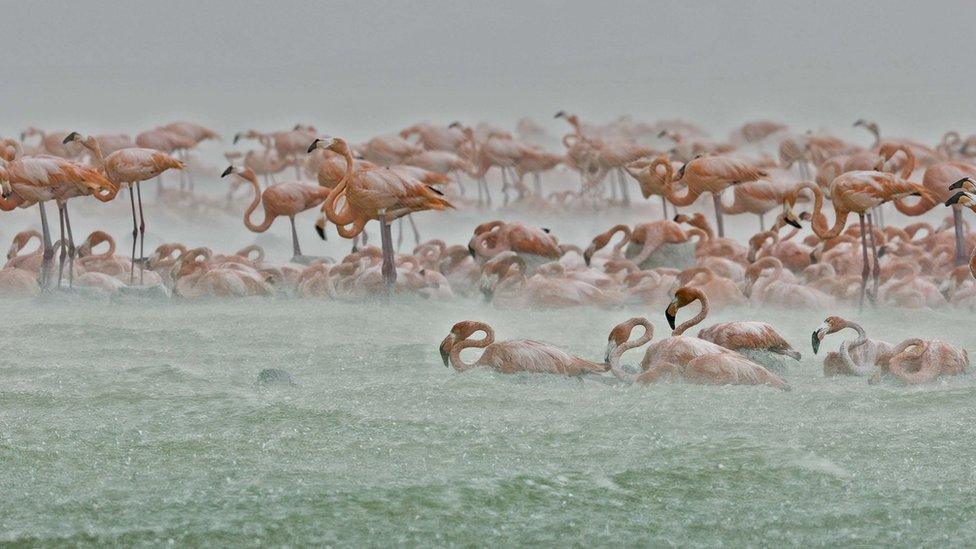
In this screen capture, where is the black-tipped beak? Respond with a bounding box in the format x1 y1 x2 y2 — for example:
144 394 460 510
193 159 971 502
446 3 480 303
448 121 461 128
554 111 565 119
785 216 802 229
62 132 80 144
945 192 966 207
672 214 681 222
811 331 821 354
665 304 677 330
877 245 887 258
949 177 973 191
221 166 234 178
468 245 476 258
233 133 242 144
315 223 326 240
440 346 450 367
583 251 592 267
307 139 320 154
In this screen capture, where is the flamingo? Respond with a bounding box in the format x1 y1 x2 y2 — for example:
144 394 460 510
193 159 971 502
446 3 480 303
665 286 802 364
786 175 930 306
651 154 769 237
0 140 118 287
879 338 969 385
63 132 183 283
221 166 331 262
438 320 609 376
604 317 789 389
811 316 894 377
307 137 453 290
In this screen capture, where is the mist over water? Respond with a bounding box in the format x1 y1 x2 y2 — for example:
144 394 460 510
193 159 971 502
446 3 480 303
4 1 976 545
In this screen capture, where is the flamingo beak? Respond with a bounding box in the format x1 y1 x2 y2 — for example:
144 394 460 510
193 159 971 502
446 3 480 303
221 166 234 178
949 177 975 191
583 247 594 266
307 139 321 154
233 133 242 145
554 111 565 119
604 341 616 363
811 331 822 354
62 132 81 144
439 334 453 367
665 301 678 330
945 191 972 207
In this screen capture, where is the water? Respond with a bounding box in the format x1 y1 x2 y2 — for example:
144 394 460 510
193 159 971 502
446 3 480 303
3 293 975 546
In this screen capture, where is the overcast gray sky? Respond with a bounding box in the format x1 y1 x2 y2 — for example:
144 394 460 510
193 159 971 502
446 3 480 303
2 0 974 142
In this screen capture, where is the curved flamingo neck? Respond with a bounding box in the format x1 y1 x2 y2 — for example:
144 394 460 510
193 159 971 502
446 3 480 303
608 318 654 383
324 143 357 228
450 324 495 371
239 171 273 233
673 291 708 336
797 182 846 239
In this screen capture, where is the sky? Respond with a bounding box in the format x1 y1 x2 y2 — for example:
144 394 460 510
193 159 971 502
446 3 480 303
2 0 974 142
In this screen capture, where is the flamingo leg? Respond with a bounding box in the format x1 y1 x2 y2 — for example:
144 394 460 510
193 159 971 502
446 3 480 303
454 172 465 197
617 169 631 205
481 178 492 207
63 204 77 289
857 213 869 308
866 212 880 301
534 172 542 196
378 211 396 292
476 175 484 205
56 203 67 289
38 202 54 290
407 214 421 246
759 213 765 232
128 184 138 284
661 195 669 219
609 171 618 202
953 207 967 266
136 181 147 285
289 215 302 259
500 167 510 205
712 193 726 238
396 218 404 251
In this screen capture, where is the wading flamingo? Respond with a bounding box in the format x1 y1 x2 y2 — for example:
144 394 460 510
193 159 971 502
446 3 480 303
786 176 929 306
665 286 801 362
221 166 331 262
438 320 609 376
307 137 453 291
876 338 968 385
811 316 894 377
604 317 789 389
653 154 769 237
63 132 183 283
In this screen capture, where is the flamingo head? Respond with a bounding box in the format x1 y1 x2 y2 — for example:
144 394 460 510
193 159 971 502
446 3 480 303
811 316 847 354
945 191 976 209
665 286 697 330
949 177 976 193
307 136 342 154
62 131 83 145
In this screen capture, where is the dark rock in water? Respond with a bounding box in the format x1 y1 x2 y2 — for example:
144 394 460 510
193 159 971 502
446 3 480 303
257 368 297 386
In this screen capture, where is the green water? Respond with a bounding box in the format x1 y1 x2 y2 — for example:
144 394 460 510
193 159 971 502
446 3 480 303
2 297 974 547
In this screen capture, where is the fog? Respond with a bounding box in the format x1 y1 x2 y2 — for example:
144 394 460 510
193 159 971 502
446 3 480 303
3 1 974 141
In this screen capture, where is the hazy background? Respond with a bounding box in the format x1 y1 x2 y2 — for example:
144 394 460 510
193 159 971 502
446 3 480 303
1 0 974 142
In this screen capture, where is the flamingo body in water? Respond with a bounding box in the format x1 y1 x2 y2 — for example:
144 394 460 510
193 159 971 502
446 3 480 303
439 320 609 376
666 286 801 364
604 317 789 390
812 316 894 377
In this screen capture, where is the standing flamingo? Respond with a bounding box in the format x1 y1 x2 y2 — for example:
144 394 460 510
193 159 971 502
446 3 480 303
63 132 183 283
786 176 930 306
651 154 768 237
221 166 331 262
438 320 609 375
307 137 453 290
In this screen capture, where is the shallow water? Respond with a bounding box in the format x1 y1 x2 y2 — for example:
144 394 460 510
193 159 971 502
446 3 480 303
3 294 975 546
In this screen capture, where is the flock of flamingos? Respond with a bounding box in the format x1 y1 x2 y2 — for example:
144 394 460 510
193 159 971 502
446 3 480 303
2 114 976 390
